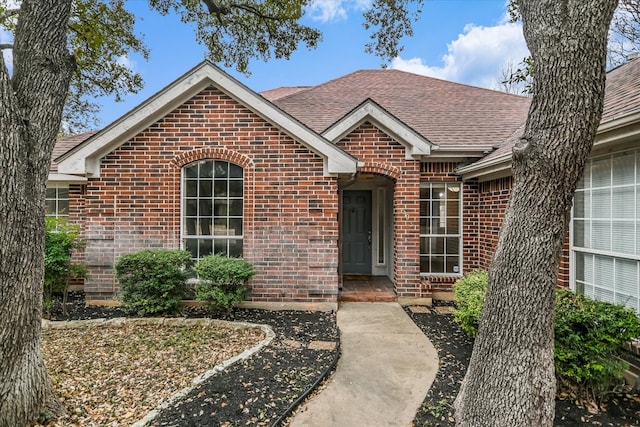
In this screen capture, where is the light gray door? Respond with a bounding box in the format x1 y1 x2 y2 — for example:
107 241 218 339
343 190 372 274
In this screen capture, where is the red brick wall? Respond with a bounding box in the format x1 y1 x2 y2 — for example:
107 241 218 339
419 163 481 295
76 86 339 302
337 122 422 297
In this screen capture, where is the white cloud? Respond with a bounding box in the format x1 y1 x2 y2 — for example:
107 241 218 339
307 0 370 23
391 21 529 91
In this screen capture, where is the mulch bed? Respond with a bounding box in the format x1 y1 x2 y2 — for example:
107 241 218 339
48 294 339 427
406 303 640 426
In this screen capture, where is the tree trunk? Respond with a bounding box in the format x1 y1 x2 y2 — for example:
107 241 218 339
454 1 618 426
0 1 75 426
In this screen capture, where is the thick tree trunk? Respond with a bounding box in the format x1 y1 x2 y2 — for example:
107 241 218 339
454 1 618 426
0 1 75 426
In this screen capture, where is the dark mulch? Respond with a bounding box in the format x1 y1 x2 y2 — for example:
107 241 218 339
407 303 640 426
48 293 339 427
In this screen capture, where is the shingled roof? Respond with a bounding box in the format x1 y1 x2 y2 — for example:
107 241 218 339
458 57 640 178
50 131 95 172
268 69 531 148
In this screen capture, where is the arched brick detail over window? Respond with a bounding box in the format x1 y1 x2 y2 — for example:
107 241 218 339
359 162 401 180
171 147 253 170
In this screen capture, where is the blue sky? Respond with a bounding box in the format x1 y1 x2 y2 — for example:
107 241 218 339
1 1 530 129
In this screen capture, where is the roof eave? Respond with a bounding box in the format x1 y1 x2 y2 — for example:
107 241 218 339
58 61 357 177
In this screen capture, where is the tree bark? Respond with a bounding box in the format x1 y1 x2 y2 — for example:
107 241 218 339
454 1 618 426
0 1 75 426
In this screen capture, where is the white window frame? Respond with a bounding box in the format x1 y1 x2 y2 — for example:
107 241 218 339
181 160 244 260
419 181 463 276
570 149 640 313
45 184 70 218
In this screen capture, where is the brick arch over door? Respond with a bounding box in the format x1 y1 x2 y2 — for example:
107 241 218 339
170 147 255 262
359 162 401 181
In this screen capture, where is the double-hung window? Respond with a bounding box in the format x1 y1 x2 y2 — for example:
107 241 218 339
182 160 243 260
419 182 462 275
572 150 640 313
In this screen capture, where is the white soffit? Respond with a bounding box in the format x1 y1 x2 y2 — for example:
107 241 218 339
57 61 357 177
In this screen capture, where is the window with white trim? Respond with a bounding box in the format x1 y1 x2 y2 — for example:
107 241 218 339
420 182 462 274
182 160 243 260
45 184 69 218
572 150 640 313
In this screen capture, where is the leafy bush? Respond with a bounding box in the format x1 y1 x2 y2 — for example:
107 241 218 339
554 289 640 396
44 217 87 315
194 255 255 314
453 270 640 397
452 270 488 337
115 249 191 316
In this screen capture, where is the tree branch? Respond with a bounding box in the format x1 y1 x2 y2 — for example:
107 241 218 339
201 0 282 21
0 43 12 50
0 8 20 22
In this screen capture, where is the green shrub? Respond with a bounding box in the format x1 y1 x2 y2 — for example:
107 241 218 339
452 270 488 337
44 217 88 316
115 249 191 316
452 271 640 397
554 289 640 396
194 255 255 314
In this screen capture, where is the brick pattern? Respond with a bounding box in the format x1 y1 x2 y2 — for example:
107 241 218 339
419 163 480 295
74 87 339 302
337 122 422 297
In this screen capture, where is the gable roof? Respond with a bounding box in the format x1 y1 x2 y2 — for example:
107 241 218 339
56 61 357 177
323 98 433 158
458 57 640 180
270 69 531 151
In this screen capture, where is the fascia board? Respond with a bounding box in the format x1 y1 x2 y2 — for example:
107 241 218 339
58 61 357 177
47 173 88 183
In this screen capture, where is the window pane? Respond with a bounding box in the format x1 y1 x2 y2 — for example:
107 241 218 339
229 239 243 257
45 200 56 215
573 220 590 247
214 218 228 235
58 200 69 215
420 256 430 273
420 217 429 235
573 191 588 218
592 189 611 218
46 188 57 199
446 216 459 234
229 180 243 197
612 186 635 219
446 237 459 255
185 218 197 235
199 161 213 178
229 163 243 178
594 255 614 289
57 188 69 199
420 237 429 254
431 256 445 273
199 239 213 258
214 200 228 216
186 180 197 197
575 252 585 281
229 199 243 216
612 221 635 254
214 161 228 178
615 258 638 300
430 237 444 254
446 257 459 274
199 199 213 216
419 201 431 216
185 164 198 178
199 218 212 236
229 218 243 236
591 220 611 251
214 181 227 197
199 180 212 197
591 157 611 187
185 199 197 216
214 239 228 256
594 286 615 304
185 239 198 258
578 162 591 189
612 152 635 186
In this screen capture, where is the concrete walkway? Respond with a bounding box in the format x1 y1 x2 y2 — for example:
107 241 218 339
289 302 438 426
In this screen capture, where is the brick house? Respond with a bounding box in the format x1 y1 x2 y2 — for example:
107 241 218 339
48 58 640 312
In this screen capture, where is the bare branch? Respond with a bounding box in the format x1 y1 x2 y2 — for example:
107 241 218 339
201 0 282 21
0 43 12 50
